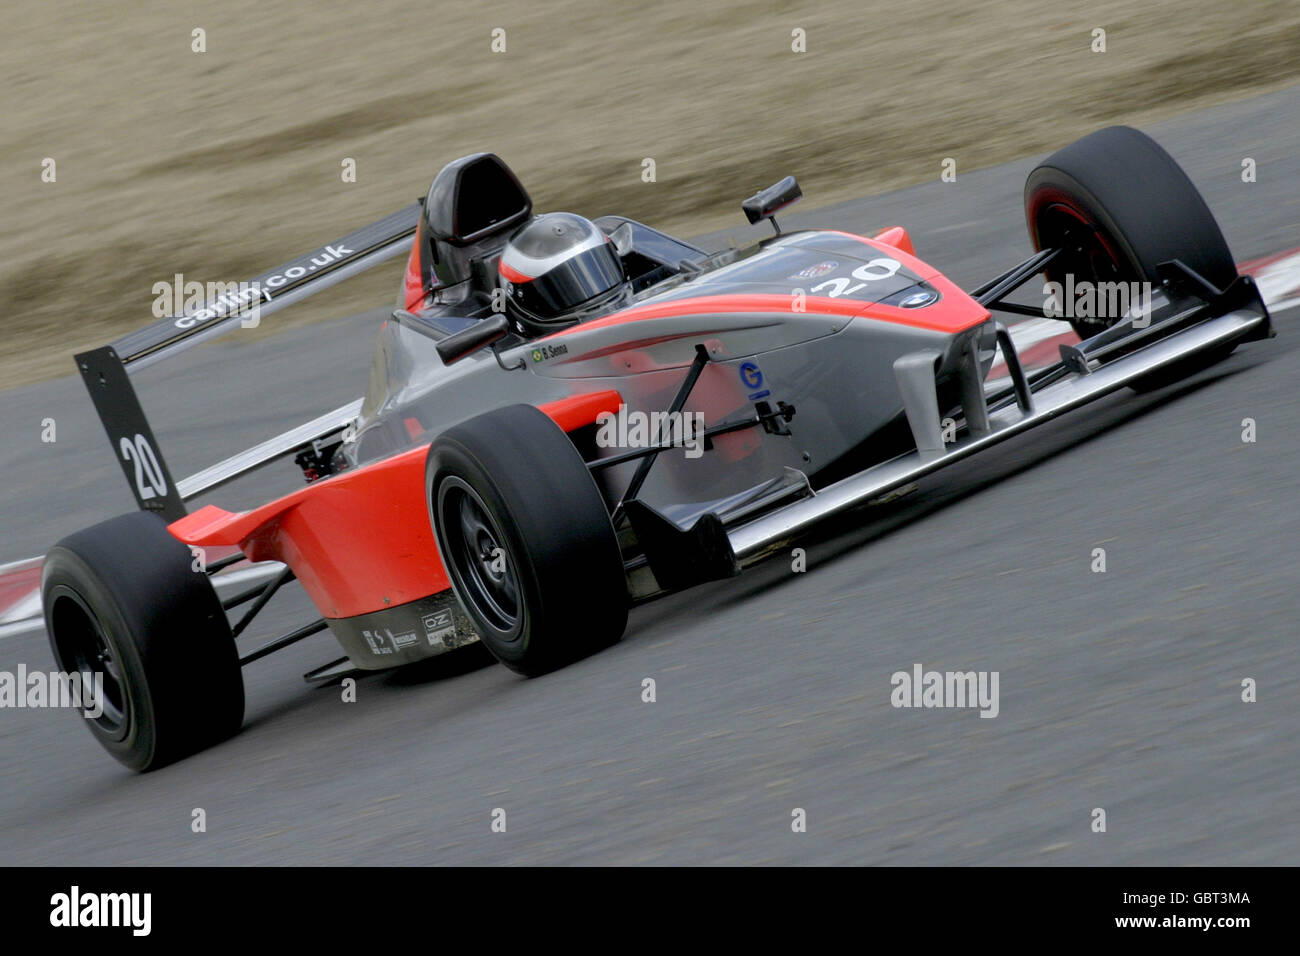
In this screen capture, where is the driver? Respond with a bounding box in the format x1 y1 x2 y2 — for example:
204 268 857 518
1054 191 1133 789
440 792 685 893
497 213 632 336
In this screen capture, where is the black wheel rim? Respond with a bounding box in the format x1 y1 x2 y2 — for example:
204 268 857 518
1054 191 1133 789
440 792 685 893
1038 201 1133 331
47 586 129 738
437 477 522 639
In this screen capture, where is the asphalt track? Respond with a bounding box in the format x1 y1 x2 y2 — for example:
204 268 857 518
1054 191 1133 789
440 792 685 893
1 86 1297 865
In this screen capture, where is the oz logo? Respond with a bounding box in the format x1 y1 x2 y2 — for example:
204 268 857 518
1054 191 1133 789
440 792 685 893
739 361 763 390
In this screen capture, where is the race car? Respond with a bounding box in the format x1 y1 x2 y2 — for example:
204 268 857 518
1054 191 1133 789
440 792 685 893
42 127 1272 770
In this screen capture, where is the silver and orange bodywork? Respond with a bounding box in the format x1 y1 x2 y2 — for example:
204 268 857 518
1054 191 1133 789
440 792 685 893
166 222 1271 671
169 226 995 666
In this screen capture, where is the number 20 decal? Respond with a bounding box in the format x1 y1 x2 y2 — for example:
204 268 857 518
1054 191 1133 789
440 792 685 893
119 434 167 500
809 258 902 298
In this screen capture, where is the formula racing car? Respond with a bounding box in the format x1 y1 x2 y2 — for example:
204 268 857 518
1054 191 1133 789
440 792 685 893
42 127 1272 769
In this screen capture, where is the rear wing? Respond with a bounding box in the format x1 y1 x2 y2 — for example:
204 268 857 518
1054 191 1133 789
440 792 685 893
113 202 421 370
75 203 421 521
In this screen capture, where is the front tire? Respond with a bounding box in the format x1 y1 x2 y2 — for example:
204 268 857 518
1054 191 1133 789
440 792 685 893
426 404 628 676
41 511 244 771
1025 125 1239 387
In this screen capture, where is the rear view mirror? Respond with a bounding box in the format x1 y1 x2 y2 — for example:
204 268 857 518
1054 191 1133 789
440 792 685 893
742 176 802 231
434 314 512 365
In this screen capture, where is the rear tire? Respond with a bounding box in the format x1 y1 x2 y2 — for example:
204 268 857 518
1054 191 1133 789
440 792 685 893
1025 125 1239 387
41 511 244 771
426 404 628 676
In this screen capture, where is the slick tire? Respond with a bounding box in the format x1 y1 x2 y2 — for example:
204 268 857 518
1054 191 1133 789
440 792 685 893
42 511 245 772
426 403 628 677
1025 125 1239 388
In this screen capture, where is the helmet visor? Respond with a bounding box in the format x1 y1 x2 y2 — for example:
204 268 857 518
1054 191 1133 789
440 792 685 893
506 243 625 322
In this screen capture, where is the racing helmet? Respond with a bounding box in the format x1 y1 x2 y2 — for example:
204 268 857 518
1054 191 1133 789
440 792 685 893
497 213 630 335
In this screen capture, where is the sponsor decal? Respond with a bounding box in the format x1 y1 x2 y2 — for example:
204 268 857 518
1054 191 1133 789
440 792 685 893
262 244 355 289
531 343 569 363
167 243 354 330
390 630 419 649
422 609 456 647
739 361 770 401
899 290 939 308
363 625 431 654
788 259 838 280
157 276 267 330
362 629 394 656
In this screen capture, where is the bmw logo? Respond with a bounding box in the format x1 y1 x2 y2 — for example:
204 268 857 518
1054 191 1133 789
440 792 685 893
899 290 939 309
